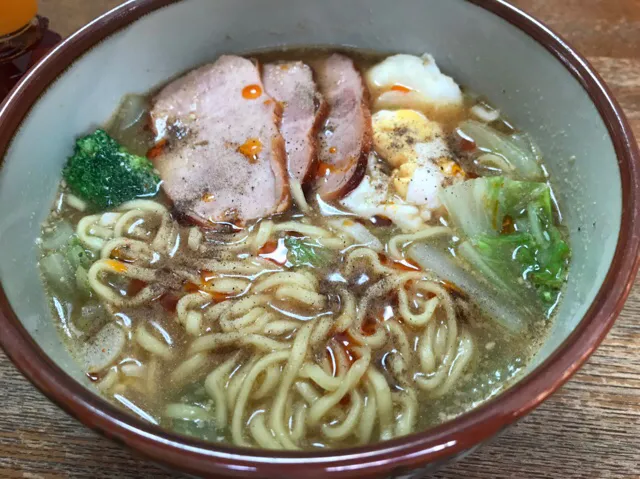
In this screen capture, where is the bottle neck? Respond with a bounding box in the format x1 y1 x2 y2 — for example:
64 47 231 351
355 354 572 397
0 16 61 102
0 16 44 63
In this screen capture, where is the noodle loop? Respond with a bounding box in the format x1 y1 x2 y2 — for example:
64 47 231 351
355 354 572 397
75 200 475 448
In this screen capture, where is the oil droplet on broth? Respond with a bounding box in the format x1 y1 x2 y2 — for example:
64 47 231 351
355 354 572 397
391 84 412 93
105 259 129 273
316 162 335 177
258 238 289 266
242 84 262 99
238 138 263 163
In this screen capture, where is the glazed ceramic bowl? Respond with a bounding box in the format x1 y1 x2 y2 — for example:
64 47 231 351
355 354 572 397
0 1 638 477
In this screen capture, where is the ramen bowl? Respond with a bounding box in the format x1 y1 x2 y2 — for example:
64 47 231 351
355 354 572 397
0 0 638 477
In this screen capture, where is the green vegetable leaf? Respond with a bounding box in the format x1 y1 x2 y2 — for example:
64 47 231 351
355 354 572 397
284 237 331 268
458 120 545 181
178 383 210 405
166 390 219 442
75 266 92 297
66 237 95 270
171 418 219 442
443 177 570 311
441 177 554 239
40 230 97 301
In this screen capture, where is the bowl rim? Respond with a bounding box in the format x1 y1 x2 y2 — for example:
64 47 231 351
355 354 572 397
0 0 638 477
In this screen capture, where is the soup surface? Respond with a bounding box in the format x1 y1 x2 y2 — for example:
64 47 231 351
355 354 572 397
38 48 570 449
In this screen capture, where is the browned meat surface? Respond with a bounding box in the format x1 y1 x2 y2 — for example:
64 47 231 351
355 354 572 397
313 54 372 199
150 55 289 225
262 62 327 183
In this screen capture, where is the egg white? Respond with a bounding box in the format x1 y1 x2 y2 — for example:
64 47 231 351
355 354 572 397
366 54 463 112
340 154 424 231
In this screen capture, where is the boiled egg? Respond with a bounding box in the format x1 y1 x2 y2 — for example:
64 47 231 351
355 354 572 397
374 109 463 213
340 155 424 231
366 54 463 112
340 109 464 231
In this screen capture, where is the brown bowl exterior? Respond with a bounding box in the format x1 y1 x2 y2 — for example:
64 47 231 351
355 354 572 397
0 1 638 478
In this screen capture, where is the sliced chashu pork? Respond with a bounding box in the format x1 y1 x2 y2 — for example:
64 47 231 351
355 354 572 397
313 54 372 199
150 55 289 225
262 62 327 183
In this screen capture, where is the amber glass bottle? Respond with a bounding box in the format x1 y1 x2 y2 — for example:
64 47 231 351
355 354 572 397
0 1 62 101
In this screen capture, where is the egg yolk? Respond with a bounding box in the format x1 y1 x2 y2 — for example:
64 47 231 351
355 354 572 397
392 163 417 197
372 109 442 168
438 158 465 177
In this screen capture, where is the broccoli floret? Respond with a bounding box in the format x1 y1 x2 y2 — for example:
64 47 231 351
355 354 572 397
63 129 161 209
